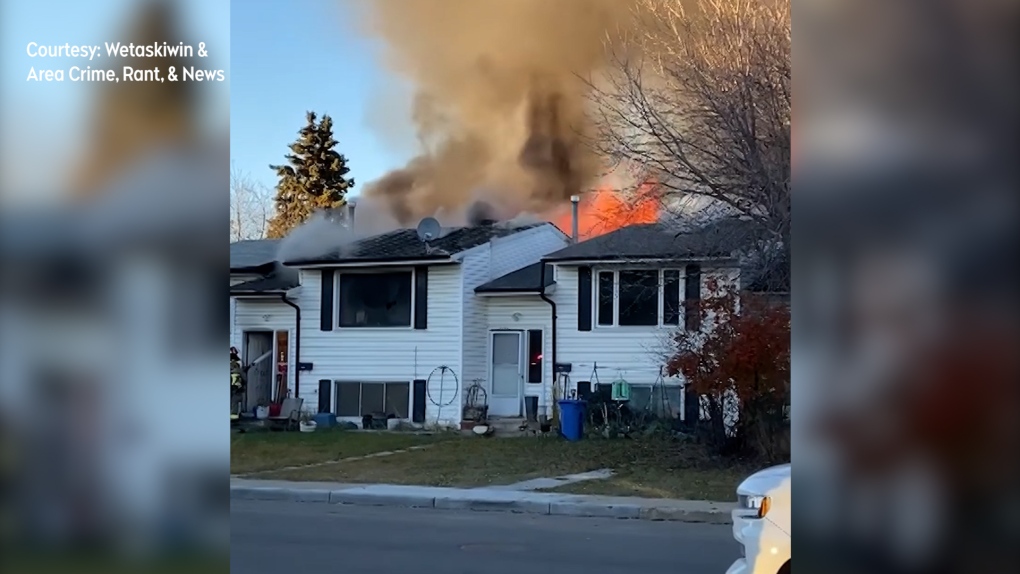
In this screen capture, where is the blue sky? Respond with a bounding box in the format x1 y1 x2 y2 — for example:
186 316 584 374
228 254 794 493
230 0 416 196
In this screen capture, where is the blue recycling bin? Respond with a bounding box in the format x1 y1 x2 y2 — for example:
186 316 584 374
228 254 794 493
313 412 336 428
557 399 587 442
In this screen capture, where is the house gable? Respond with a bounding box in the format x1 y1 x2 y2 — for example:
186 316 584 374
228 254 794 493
455 222 569 418
292 261 463 424
284 221 563 426
291 222 564 334
527 221 748 419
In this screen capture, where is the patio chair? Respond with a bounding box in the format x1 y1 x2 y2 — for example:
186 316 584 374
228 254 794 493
268 397 303 431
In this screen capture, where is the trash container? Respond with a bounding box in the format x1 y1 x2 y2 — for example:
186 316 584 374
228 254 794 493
557 399 587 442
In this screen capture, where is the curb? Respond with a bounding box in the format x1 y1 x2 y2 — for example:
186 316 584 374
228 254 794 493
230 486 732 525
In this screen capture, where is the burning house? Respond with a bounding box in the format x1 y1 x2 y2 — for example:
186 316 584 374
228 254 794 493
230 190 758 428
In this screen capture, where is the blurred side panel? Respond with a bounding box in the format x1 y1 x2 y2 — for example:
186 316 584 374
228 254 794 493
795 0 1020 573
0 0 230 572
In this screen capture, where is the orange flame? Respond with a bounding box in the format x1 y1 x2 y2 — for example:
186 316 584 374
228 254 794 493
549 182 660 240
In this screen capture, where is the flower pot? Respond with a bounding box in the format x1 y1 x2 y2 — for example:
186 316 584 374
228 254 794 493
268 403 282 417
299 421 317 433
255 406 269 419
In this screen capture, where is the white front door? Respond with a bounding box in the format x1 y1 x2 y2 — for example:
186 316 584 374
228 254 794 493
489 331 523 417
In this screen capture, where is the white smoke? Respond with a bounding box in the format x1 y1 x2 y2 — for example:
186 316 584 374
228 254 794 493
275 212 356 263
274 197 408 263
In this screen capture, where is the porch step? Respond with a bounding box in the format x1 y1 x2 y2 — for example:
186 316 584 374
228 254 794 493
486 417 545 436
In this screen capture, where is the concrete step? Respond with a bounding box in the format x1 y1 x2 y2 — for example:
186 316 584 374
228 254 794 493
486 417 527 432
486 417 556 437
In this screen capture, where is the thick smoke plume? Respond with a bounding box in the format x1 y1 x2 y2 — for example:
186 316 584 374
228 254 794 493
353 0 644 226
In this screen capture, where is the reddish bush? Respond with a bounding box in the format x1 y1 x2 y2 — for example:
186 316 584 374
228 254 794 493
667 281 790 461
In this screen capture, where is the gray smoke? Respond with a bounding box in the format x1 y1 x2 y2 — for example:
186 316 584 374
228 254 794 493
352 0 647 225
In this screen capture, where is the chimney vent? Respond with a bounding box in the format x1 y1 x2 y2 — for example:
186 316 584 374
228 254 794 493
346 198 357 227
569 195 580 243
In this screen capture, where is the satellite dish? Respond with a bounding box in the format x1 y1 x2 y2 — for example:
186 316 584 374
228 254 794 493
416 217 442 242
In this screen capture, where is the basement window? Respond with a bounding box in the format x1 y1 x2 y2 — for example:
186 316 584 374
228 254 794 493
335 381 410 418
338 271 413 328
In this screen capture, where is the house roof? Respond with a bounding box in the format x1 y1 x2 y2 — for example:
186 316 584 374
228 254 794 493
743 250 791 293
542 218 758 263
475 262 555 293
230 239 281 272
283 222 548 266
230 270 299 295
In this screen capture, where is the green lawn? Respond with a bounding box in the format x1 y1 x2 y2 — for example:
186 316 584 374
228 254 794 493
258 434 751 502
230 429 454 475
539 467 743 501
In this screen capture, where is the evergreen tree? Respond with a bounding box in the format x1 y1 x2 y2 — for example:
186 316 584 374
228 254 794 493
266 111 355 238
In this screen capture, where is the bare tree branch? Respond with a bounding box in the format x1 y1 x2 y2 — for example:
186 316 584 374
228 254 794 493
230 164 273 242
585 0 791 246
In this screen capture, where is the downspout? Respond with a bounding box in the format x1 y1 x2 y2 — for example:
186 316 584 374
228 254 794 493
280 294 301 399
538 262 556 417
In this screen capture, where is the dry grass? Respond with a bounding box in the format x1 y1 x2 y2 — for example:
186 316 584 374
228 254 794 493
540 468 742 501
230 429 454 475
260 434 752 501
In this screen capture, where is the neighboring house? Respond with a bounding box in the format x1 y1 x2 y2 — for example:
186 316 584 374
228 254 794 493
229 212 765 429
229 239 300 410
280 220 570 427
476 219 749 422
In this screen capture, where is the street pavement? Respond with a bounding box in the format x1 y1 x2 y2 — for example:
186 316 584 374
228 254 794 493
231 499 738 574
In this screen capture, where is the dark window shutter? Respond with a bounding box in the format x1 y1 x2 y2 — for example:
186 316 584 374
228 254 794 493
577 266 593 331
317 380 332 413
414 266 428 329
412 379 427 423
684 264 702 332
320 269 335 331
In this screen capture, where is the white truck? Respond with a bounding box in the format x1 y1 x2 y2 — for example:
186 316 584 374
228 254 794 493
726 463 791 574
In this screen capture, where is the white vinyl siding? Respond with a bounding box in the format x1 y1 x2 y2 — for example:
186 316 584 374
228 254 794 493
231 297 297 399
298 264 463 426
550 264 740 417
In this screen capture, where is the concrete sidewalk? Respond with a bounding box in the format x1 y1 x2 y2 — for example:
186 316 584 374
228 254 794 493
230 478 734 524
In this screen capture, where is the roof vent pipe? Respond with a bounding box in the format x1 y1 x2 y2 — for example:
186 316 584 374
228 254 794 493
346 198 357 228
570 195 580 243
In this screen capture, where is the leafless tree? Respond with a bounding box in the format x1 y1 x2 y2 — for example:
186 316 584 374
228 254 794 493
230 165 273 242
588 0 791 244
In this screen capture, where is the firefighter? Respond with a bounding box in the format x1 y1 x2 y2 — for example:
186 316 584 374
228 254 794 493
230 347 247 414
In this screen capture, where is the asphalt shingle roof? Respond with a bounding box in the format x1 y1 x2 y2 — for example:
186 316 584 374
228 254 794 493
230 239 281 271
283 222 547 266
475 262 555 293
542 218 758 262
230 269 300 294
